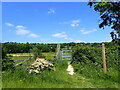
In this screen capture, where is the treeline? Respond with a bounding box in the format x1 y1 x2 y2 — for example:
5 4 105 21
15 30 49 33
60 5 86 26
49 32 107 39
2 42 56 53
2 39 119 54
2 42 80 53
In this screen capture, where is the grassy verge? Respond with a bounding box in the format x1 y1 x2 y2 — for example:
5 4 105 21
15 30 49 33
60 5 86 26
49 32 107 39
2 60 119 88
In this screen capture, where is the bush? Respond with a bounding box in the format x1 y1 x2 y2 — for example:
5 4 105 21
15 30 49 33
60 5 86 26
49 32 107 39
72 46 103 69
30 47 43 59
71 44 119 82
72 44 118 70
2 47 15 71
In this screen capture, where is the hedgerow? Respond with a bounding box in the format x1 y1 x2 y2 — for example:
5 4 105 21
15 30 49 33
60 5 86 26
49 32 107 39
71 44 119 82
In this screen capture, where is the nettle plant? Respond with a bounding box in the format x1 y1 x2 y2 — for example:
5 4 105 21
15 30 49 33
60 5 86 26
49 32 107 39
30 47 44 60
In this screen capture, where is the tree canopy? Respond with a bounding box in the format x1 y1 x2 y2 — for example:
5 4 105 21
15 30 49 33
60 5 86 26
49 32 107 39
88 1 120 34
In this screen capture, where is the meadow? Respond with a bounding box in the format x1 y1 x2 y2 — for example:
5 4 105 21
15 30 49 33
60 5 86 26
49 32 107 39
6 52 56 64
2 60 119 88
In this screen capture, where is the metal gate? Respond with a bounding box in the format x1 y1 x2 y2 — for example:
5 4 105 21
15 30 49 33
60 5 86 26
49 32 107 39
60 50 72 61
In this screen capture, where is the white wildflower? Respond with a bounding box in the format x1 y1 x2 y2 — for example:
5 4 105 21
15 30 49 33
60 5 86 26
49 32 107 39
67 62 75 75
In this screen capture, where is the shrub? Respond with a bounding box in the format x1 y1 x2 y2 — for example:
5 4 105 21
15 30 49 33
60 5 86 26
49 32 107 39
2 47 15 71
72 44 118 70
30 47 43 59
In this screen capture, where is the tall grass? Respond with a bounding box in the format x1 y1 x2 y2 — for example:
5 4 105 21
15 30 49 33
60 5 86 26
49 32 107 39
72 61 119 88
2 60 119 88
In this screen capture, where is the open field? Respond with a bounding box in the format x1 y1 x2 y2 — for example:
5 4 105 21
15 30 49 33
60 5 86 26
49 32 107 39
7 52 56 55
7 53 33 55
7 52 56 59
7 52 56 63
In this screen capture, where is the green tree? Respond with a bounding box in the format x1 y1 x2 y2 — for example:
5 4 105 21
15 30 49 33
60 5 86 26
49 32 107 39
88 1 120 33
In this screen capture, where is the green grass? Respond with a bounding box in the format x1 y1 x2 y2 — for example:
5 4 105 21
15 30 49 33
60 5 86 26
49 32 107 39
7 52 56 56
42 52 56 60
7 53 33 55
7 52 56 60
10 56 31 60
2 60 119 88
7 52 56 63
7 56 31 64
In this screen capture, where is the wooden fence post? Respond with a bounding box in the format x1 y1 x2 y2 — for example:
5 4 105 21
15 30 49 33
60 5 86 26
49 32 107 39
102 43 107 73
56 44 61 60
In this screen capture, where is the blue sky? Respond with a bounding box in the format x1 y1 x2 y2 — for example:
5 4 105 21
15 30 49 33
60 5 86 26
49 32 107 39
2 2 114 43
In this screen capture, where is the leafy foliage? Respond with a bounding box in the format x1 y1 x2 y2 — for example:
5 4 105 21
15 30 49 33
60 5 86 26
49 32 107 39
71 43 119 86
2 59 15 71
30 47 43 59
72 46 103 69
88 2 120 33
72 43 119 70
2 47 15 71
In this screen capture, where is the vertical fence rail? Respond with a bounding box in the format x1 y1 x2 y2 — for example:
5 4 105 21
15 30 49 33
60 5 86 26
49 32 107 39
56 44 61 61
102 43 107 73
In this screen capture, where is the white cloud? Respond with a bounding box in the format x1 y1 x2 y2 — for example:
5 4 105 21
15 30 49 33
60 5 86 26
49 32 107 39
70 23 79 27
16 29 30 35
52 32 84 43
48 8 55 14
79 29 97 34
71 19 80 27
16 25 26 29
5 23 14 27
72 20 80 24
59 19 80 27
105 37 112 42
6 23 40 38
52 32 67 38
28 33 40 38
16 25 30 35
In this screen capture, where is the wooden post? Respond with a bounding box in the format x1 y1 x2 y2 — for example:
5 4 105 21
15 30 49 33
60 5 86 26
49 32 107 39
56 44 61 60
102 43 107 73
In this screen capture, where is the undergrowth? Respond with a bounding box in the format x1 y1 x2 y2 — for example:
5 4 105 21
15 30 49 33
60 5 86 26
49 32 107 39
2 60 119 88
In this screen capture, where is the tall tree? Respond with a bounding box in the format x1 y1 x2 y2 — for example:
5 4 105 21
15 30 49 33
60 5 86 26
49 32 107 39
88 1 120 34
